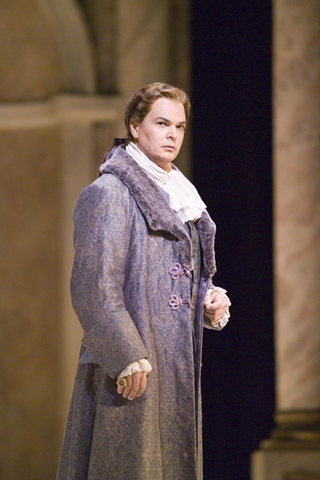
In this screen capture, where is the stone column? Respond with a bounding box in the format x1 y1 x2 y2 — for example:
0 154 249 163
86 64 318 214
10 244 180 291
252 0 320 478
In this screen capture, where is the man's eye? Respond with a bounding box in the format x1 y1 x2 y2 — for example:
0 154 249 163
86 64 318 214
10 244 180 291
157 122 166 126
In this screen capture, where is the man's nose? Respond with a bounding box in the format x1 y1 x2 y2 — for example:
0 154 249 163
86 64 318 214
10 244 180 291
167 126 177 140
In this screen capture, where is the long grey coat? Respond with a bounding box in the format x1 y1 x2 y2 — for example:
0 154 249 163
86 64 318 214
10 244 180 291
57 142 218 480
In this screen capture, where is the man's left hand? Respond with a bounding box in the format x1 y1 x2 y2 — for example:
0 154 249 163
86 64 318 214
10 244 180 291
204 289 229 323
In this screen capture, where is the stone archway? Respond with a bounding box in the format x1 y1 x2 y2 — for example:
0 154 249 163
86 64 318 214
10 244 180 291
0 0 96 101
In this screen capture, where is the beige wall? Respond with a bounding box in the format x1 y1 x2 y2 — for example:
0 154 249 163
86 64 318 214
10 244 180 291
0 118 62 480
0 1 190 478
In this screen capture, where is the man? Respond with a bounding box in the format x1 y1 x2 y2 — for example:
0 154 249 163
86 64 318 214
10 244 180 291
57 83 230 480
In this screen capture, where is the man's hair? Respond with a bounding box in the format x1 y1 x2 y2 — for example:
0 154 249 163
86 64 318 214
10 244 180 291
124 82 191 141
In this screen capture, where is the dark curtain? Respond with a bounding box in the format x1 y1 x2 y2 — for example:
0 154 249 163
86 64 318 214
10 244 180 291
191 2 275 479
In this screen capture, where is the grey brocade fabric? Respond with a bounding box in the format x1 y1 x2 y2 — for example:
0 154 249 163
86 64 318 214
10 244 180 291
56 144 217 480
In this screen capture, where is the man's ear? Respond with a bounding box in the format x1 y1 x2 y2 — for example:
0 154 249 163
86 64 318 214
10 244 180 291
130 120 139 140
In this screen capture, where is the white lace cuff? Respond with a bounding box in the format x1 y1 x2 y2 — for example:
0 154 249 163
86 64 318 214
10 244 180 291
206 286 231 330
118 358 152 379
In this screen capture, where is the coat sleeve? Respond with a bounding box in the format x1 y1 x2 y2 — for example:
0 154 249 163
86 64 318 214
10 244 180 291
70 176 149 379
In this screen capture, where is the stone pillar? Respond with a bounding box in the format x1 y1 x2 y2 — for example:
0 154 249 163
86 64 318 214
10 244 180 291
252 0 320 478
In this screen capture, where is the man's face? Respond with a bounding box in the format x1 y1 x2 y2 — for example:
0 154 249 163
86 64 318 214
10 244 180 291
130 98 186 171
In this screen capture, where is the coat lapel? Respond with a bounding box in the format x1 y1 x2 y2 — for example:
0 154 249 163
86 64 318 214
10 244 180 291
101 144 216 277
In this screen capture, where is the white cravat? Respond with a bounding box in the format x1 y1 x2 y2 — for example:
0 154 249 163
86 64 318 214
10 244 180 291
126 142 206 223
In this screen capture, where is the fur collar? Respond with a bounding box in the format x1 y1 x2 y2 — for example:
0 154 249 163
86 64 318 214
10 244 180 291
100 142 216 277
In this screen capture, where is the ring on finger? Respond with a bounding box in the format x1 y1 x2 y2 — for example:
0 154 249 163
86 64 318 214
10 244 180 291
116 377 127 388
